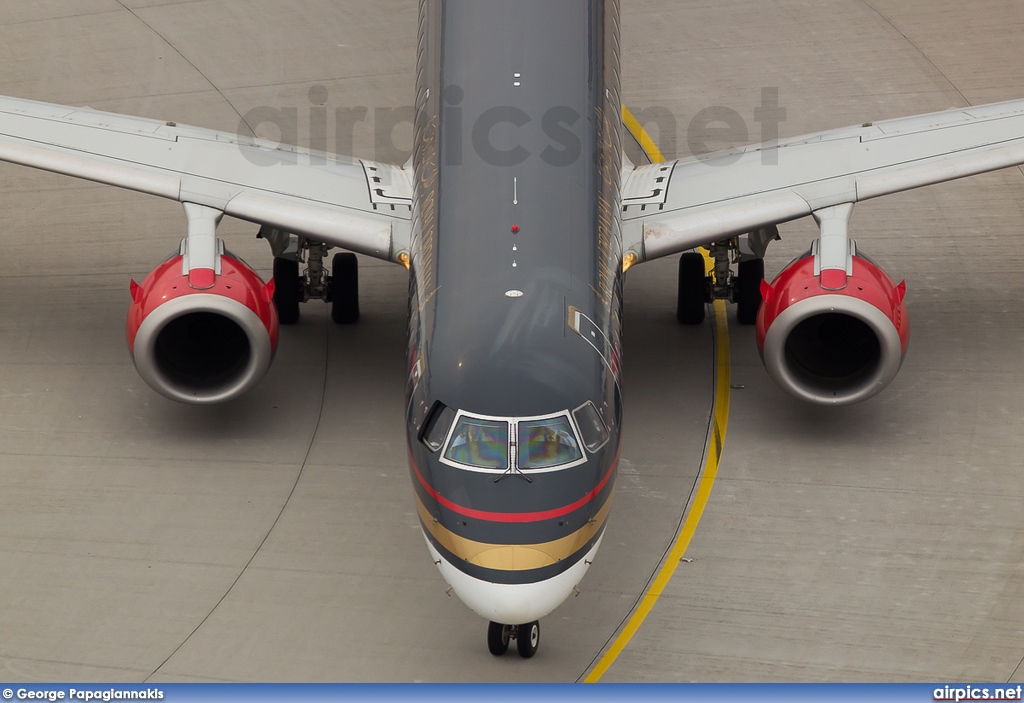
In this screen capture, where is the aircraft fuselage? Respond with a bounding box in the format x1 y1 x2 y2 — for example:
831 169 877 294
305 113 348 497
404 0 625 625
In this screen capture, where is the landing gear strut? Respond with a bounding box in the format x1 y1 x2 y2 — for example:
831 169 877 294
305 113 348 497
675 226 779 326
487 620 540 658
260 226 359 325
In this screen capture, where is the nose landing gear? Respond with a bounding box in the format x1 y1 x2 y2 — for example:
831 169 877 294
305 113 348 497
487 620 540 658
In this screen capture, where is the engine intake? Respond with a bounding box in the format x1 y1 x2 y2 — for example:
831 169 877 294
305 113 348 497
127 254 278 404
757 253 908 405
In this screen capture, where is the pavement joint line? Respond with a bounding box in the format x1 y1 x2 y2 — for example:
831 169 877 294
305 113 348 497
582 106 731 683
142 313 334 682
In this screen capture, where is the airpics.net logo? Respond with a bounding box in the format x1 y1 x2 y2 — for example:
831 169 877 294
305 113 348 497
235 85 786 168
933 685 1024 702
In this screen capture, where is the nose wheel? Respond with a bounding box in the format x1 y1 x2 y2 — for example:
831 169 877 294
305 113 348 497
516 621 540 658
487 620 540 658
487 622 512 655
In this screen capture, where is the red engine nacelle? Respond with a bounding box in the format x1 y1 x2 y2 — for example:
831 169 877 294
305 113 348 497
756 252 909 405
126 254 279 404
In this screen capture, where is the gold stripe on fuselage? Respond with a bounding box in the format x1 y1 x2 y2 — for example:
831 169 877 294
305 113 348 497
415 492 614 572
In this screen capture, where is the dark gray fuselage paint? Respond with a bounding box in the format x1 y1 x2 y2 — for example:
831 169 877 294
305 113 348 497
406 0 623 586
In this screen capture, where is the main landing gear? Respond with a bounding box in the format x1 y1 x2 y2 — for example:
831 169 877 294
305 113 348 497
676 226 779 326
488 620 540 658
259 226 359 325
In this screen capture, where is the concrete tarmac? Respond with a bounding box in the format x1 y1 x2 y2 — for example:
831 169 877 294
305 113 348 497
0 0 1021 683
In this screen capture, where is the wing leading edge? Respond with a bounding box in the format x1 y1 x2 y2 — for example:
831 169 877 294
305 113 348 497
0 95 412 262
622 99 1024 263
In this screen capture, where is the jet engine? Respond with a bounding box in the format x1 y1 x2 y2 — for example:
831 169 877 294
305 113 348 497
756 250 909 405
126 253 279 404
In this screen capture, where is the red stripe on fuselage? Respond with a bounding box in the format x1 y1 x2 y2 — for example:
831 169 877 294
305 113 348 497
408 445 619 524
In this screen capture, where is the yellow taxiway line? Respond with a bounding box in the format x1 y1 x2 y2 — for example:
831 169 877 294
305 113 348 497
583 107 732 683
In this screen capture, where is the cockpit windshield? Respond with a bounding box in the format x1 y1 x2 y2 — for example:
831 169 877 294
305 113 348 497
443 416 510 470
517 416 582 469
429 407 603 474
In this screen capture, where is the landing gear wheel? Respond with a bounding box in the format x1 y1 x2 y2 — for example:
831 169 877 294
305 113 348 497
516 621 540 659
272 257 301 325
487 621 511 656
331 252 360 324
735 258 765 325
676 252 708 325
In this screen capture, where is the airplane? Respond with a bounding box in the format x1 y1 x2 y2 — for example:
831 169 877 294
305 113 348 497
1 0 1024 660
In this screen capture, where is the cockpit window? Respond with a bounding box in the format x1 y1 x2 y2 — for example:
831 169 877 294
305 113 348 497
443 416 509 470
572 401 610 452
517 416 582 469
420 402 456 452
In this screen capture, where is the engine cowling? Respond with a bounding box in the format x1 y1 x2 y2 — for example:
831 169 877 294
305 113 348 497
126 254 279 404
756 252 909 405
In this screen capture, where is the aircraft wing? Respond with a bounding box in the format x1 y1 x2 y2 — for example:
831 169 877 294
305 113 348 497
622 99 1024 262
0 95 412 262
